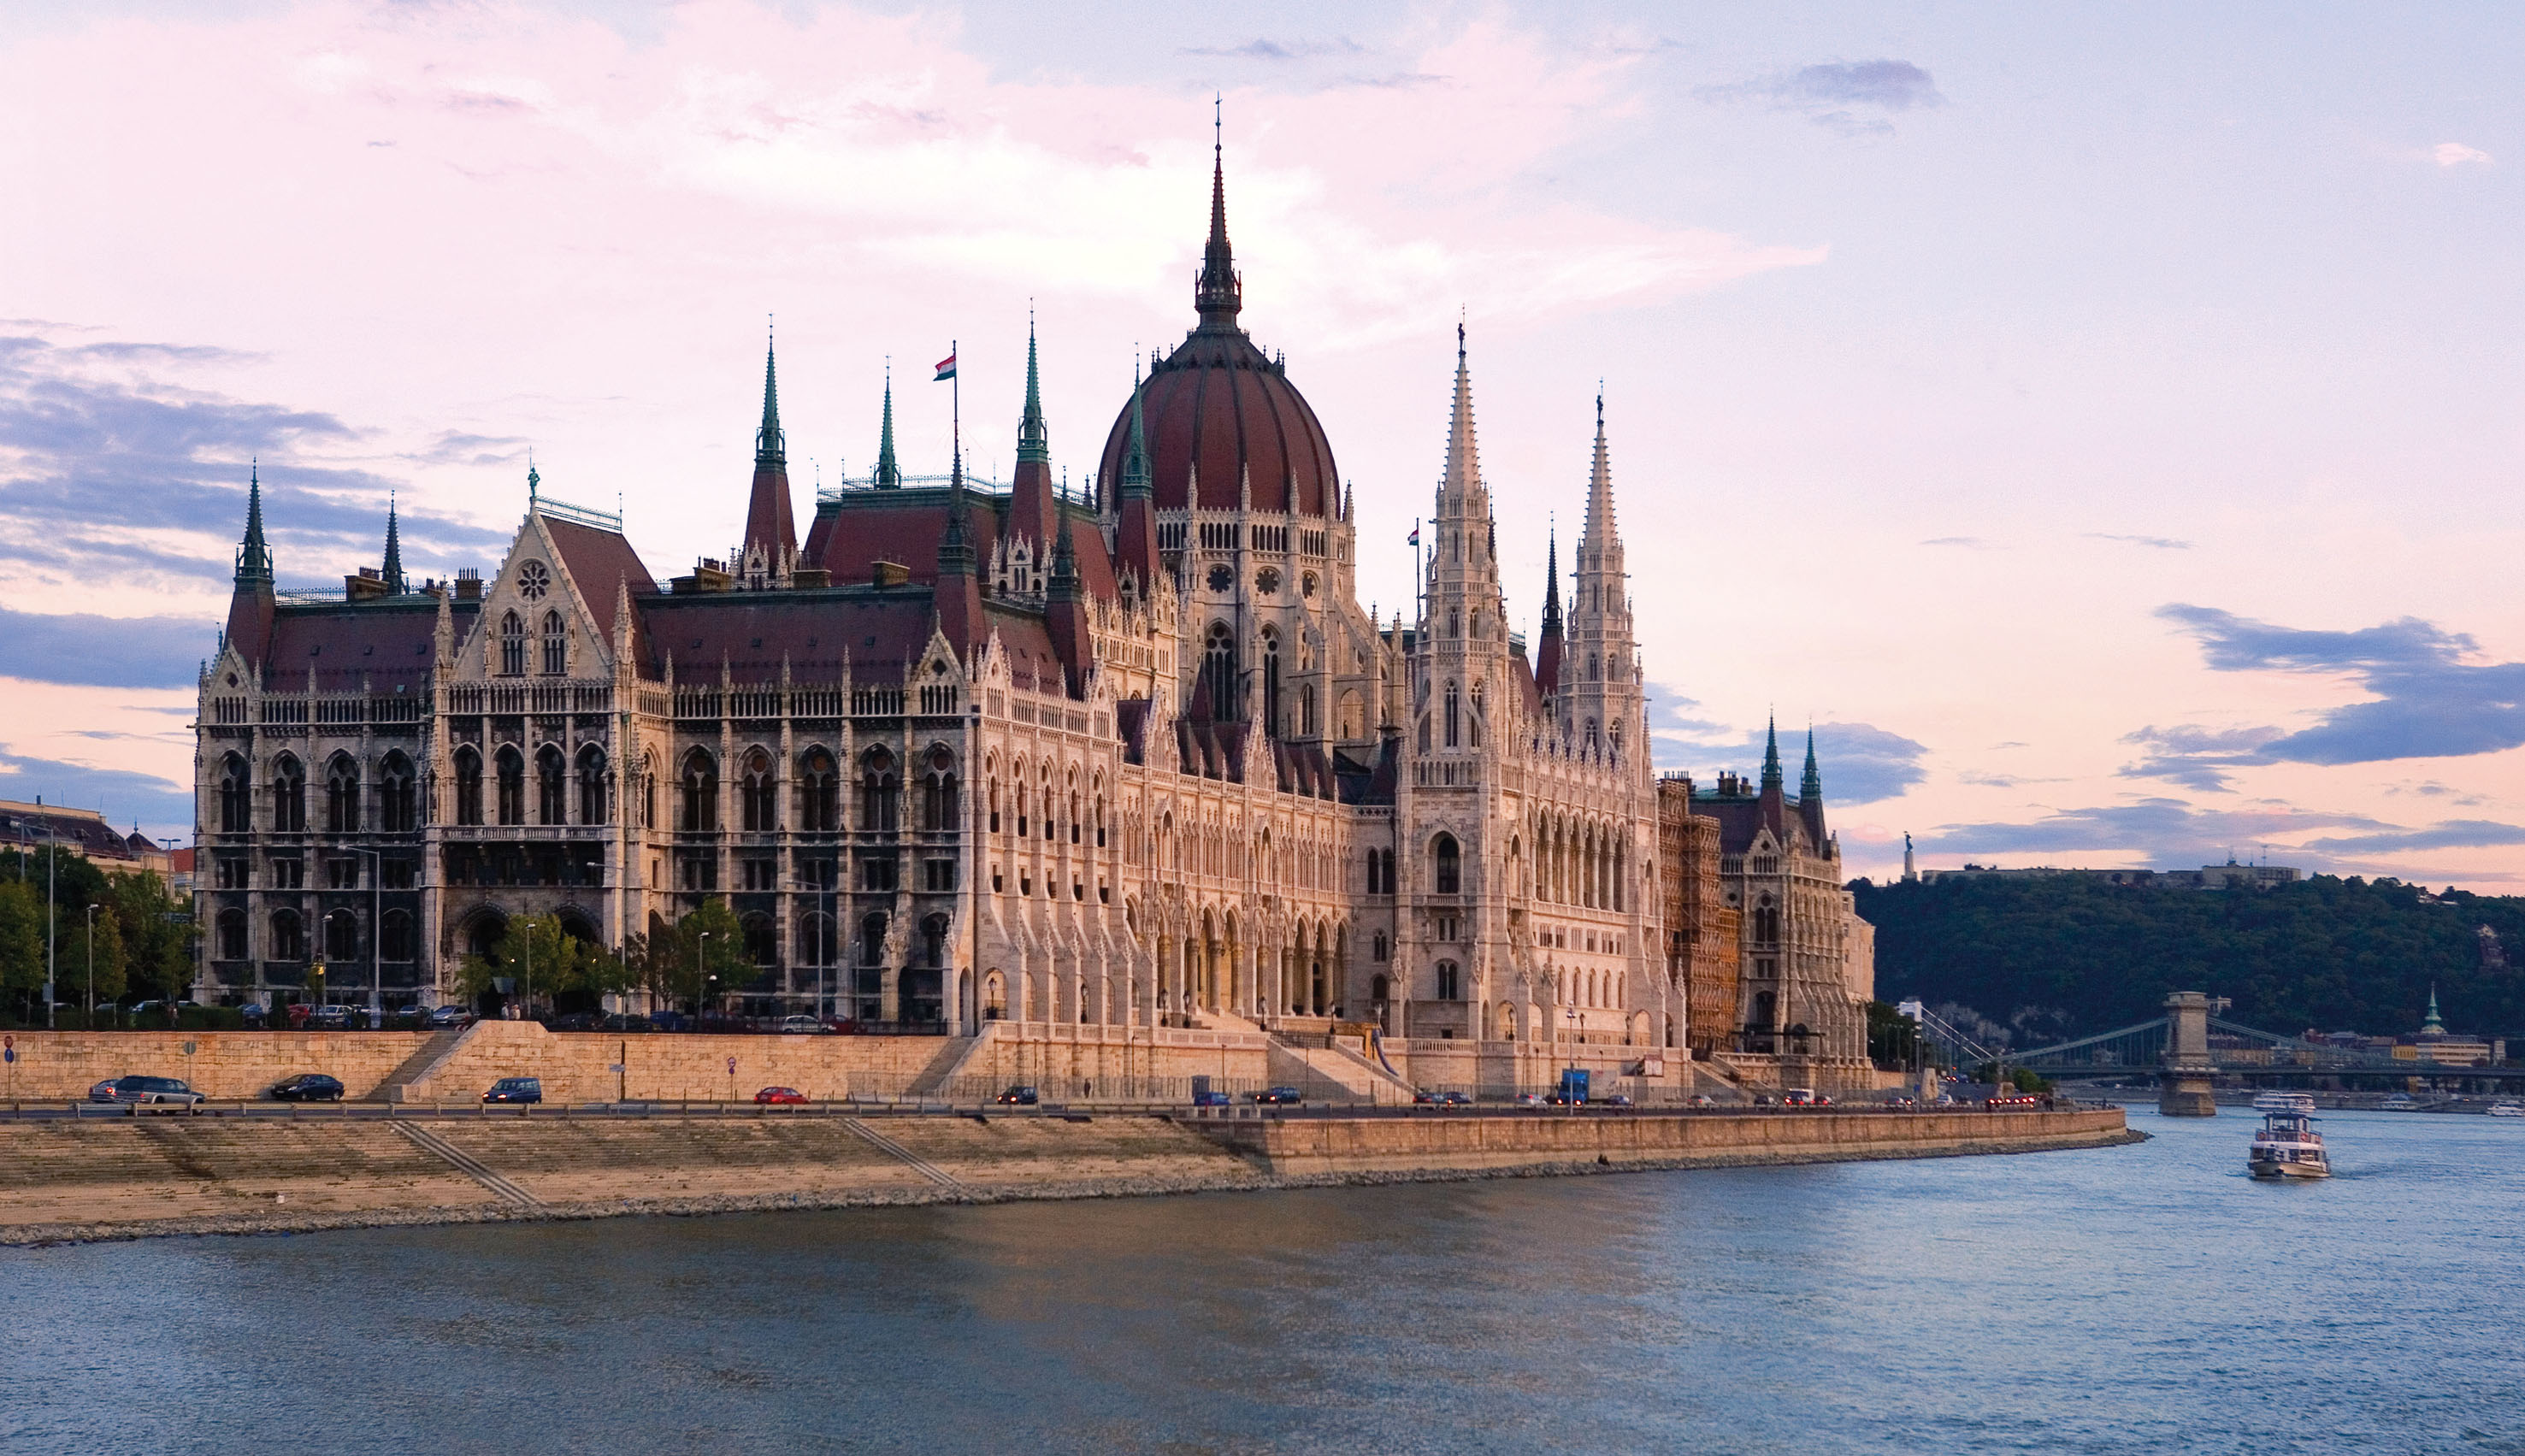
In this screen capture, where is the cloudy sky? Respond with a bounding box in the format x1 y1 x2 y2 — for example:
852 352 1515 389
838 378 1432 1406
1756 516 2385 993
2 1 2521 886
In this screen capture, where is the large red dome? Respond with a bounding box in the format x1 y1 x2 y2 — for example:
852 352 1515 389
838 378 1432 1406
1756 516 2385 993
1097 331 1339 516
1096 145 1339 517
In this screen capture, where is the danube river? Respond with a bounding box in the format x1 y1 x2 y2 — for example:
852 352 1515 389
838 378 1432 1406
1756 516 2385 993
3 1109 2517 1453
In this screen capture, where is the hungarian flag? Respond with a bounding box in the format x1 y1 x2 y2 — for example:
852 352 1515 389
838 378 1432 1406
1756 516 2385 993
934 351 957 381
1407 523 1420 547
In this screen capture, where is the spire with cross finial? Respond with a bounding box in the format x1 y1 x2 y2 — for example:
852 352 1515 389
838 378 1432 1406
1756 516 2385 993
875 359 900 489
381 492 404 594
235 459 272 585
740 321 798 581
1195 95 1242 332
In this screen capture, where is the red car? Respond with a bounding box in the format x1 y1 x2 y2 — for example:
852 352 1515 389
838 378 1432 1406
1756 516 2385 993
754 1086 807 1105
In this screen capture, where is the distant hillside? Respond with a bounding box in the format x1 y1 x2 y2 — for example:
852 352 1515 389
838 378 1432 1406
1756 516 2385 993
1849 874 2525 1046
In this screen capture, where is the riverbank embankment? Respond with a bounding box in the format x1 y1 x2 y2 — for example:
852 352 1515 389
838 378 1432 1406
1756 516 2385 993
0 1106 2136 1245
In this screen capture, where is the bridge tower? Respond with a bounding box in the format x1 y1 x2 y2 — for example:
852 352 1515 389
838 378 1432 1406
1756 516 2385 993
2159 991 2229 1117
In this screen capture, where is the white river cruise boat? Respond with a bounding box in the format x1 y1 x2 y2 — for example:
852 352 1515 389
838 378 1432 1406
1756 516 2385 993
2487 1103 2525 1118
2249 1093 2331 1179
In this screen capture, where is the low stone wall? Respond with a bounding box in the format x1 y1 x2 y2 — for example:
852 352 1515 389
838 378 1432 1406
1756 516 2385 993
0 1030 438 1101
1197 1106 2134 1177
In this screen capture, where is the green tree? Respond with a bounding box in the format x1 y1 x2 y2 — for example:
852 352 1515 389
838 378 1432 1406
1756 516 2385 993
0 880 44 1018
108 870 192 1008
69 905 126 1011
645 899 746 1013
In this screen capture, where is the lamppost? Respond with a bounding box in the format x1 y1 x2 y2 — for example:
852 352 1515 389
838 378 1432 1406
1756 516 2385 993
344 846 382 1021
84 904 99 1022
41 823 56 1029
695 929 711 1024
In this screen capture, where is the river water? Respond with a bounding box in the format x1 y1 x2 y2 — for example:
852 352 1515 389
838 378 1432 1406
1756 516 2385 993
3 1110 2519 1454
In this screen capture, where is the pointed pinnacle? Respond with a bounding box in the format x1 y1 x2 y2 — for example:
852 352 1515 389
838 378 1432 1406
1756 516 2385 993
1018 313 1049 465
756 329 784 465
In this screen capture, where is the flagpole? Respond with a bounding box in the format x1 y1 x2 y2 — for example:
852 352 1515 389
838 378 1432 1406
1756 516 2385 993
1413 517 1424 632
951 338 959 480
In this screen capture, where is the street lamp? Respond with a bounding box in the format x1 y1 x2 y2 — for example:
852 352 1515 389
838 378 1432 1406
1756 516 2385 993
85 904 99 1022
341 846 384 1022
695 929 711 1024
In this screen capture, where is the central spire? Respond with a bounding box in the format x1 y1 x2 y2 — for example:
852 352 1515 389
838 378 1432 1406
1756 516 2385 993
1442 320 1481 504
1194 97 1242 333
381 492 404 594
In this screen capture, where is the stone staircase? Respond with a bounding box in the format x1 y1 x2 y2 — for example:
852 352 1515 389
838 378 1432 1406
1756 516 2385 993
1267 1032 1417 1105
902 1035 982 1098
370 1028 472 1103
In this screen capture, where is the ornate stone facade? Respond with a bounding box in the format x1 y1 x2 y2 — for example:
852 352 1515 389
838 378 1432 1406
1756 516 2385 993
187 146 1833 1091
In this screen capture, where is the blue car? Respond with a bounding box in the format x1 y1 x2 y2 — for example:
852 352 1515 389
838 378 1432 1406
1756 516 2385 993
482 1076 542 1105
1191 1089 1230 1107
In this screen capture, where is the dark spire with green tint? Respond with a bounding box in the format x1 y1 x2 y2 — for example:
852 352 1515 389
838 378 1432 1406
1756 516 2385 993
1017 312 1049 466
381 492 405 594
1761 715 1784 790
1119 359 1152 499
875 363 901 489
235 459 273 584
755 327 785 466
1801 727 1821 799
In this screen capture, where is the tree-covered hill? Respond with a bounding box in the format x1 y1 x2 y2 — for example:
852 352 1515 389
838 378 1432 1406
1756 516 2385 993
1850 874 2525 1046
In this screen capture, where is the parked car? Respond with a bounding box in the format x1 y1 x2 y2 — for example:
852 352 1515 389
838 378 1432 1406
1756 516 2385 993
599 1013 652 1033
819 1016 860 1035
1511 1092 1546 1107
482 1076 542 1105
309 1005 356 1030
778 1015 825 1035
428 1005 475 1029
754 1086 808 1105
995 1086 1040 1105
89 1075 204 1108
1781 1088 1829 1107
1751 1093 1776 1107
1412 1089 1472 1106
1685 1094 1715 1109
1413 1091 1443 1105
1248 1086 1304 1105
239 1003 268 1027
1190 1089 1231 1107
268 1073 345 1102
1599 1093 1635 1108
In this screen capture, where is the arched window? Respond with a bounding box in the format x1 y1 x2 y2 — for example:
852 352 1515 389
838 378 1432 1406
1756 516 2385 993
922 914 948 968
681 750 717 832
799 749 839 833
325 907 359 963
216 907 248 961
219 754 251 834
453 747 483 826
381 909 415 963
641 752 657 828
1468 686 1484 748
324 757 360 833
1751 990 1777 1029
271 756 305 833
798 912 836 968
1372 930 1389 962
495 747 526 826
922 746 958 832
1443 681 1459 748
1753 899 1780 946
1301 683 1317 737
1371 974 1390 1003
1205 622 1236 722
536 745 566 825
741 912 777 966
540 610 566 675
859 912 888 966
269 909 304 963
861 746 898 832
1436 960 1460 1000
740 751 776 831
378 752 416 833
1433 833 1461 894
576 746 608 825
499 610 526 676
1261 627 1281 735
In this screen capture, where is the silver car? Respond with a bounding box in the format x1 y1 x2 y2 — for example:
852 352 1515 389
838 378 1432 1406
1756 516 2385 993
88 1075 206 1109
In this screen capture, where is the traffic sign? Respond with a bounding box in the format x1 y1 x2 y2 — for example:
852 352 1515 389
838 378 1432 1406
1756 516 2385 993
726 1057 737 1075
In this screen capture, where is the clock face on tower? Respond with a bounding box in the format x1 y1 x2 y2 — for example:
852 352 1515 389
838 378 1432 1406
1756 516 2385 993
517 560 550 601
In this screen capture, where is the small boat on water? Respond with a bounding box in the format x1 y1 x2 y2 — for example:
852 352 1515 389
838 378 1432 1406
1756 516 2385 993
2380 1094 2420 1112
2487 1103 2525 1118
2249 1093 2331 1179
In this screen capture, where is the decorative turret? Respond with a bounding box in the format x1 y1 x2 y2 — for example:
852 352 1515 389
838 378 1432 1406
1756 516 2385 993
1413 323 1511 758
934 426 982 657
740 330 797 586
1534 526 1564 697
1193 106 1242 333
381 493 405 595
1044 494 1090 696
1562 389 1643 767
1009 316 1059 557
1114 361 1160 591
2422 985 2447 1037
1761 717 1783 790
874 364 902 490
223 461 278 669
234 460 273 586
1799 728 1828 846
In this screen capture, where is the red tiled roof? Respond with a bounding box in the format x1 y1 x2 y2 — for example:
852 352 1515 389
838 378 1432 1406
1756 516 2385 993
263 598 457 695
1096 330 1339 516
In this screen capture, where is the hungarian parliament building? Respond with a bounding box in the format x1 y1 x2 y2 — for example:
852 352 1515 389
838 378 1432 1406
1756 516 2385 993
192 150 1879 1092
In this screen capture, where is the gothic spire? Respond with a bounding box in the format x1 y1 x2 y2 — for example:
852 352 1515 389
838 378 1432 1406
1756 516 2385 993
1761 715 1784 789
1801 727 1822 800
235 460 273 584
1540 526 1561 634
1194 98 1242 332
1119 358 1152 499
755 325 785 466
1581 386 1616 552
1441 321 1481 506
1017 312 1049 465
875 362 901 489
381 492 404 594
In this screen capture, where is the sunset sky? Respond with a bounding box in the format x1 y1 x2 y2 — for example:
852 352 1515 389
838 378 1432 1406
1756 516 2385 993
2 2 2520 886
